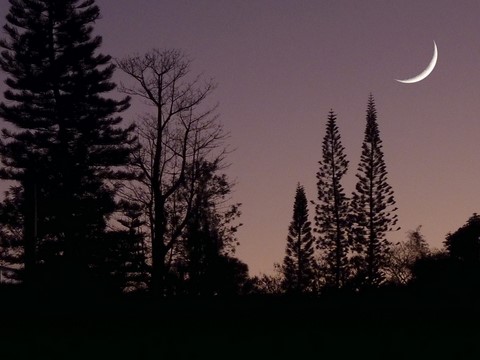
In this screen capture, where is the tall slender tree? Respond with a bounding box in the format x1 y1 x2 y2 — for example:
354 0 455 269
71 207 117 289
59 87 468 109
314 110 350 289
350 95 399 288
0 0 135 289
282 184 316 294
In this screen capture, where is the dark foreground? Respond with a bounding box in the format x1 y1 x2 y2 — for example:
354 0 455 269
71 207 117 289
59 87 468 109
0 285 479 359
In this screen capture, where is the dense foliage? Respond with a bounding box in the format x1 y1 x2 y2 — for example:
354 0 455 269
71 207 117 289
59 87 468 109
0 0 136 290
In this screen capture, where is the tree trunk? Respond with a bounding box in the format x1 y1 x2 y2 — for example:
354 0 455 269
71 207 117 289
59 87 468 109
151 194 168 296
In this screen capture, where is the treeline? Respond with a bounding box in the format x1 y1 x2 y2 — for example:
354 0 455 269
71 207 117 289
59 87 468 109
0 1 478 301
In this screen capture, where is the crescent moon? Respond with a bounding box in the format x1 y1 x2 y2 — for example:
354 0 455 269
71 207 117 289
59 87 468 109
396 41 438 84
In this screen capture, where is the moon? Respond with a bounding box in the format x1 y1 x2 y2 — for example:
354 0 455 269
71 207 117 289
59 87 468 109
396 41 438 84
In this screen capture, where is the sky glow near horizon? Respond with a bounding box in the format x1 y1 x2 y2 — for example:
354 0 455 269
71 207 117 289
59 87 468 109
1 1 480 275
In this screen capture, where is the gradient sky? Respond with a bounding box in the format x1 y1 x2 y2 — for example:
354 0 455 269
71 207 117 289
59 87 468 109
1 1 480 275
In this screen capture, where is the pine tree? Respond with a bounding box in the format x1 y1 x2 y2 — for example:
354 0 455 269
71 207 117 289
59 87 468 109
350 95 398 288
282 184 316 294
103 200 148 292
0 0 135 288
314 110 350 289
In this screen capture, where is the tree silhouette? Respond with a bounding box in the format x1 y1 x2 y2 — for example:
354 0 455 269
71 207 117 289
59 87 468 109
386 226 430 285
0 0 135 289
249 271 283 294
350 95 399 288
445 214 480 265
314 110 350 289
105 200 149 292
412 216 480 293
0 186 23 283
282 184 316 294
172 160 243 295
116 49 230 295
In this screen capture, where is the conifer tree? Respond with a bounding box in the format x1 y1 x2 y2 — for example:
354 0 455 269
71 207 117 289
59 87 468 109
0 0 135 288
314 110 350 289
350 95 398 288
282 184 316 294
102 200 148 292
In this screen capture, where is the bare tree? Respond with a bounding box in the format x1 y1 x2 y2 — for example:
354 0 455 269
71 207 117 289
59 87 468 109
115 49 229 295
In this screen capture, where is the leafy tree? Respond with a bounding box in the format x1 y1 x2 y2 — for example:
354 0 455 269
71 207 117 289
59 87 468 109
350 95 399 288
116 49 229 295
386 226 430 285
282 184 316 294
173 159 243 295
444 213 480 265
207 256 249 296
412 216 480 292
314 109 350 289
249 271 284 295
0 0 135 289
410 250 453 291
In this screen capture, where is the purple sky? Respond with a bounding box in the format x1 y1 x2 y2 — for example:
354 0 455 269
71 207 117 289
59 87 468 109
2 1 480 275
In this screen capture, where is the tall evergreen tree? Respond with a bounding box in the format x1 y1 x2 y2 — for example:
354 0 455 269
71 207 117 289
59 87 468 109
350 95 398 288
0 0 135 289
282 184 316 294
314 110 350 289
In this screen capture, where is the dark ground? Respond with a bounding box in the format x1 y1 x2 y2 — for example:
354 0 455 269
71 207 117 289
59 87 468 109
0 285 478 359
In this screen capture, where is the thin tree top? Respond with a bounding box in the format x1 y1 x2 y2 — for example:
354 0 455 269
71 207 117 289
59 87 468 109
292 183 310 227
363 94 382 146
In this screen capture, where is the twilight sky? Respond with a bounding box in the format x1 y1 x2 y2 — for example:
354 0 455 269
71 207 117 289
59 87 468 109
2 1 480 275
